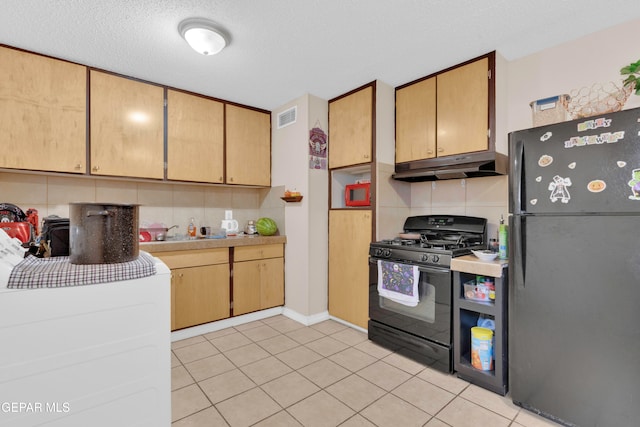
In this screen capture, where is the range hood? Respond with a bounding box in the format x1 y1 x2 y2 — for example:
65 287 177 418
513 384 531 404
393 151 508 182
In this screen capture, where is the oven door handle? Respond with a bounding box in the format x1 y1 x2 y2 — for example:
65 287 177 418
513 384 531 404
370 258 450 274
417 265 450 274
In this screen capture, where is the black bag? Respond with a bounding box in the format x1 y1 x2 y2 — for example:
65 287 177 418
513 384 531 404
40 216 70 257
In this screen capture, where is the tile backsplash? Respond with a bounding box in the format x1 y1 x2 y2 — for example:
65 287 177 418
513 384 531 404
410 175 509 240
0 172 285 237
0 170 505 240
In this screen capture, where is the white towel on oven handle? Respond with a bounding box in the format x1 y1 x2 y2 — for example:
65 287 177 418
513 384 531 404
377 260 420 307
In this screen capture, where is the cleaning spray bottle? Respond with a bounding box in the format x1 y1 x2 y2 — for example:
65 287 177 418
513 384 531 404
498 215 508 259
188 217 196 239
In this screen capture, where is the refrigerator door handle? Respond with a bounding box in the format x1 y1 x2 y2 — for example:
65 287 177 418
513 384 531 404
511 215 525 286
509 137 524 215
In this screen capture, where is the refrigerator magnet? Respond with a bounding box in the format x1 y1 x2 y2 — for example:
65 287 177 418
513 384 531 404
549 175 572 203
587 180 606 193
627 169 640 200
538 155 553 167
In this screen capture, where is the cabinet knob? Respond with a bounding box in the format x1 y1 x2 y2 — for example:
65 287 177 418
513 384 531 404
229 177 234 182
75 163 82 170
364 154 370 159
219 176 223 181
92 166 100 172
437 147 444 153
427 150 434 155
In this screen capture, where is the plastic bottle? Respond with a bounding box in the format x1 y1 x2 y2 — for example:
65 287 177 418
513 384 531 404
188 217 196 239
498 215 508 259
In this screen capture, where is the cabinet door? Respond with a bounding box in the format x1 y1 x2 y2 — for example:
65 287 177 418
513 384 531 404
233 260 262 316
436 57 489 156
226 105 271 186
261 257 284 309
329 85 373 169
328 210 372 329
233 257 284 315
173 264 230 330
90 70 164 179
395 77 436 163
167 90 224 183
171 279 176 330
0 47 86 173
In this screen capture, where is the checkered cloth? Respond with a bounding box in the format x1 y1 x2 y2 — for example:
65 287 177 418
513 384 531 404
7 251 157 289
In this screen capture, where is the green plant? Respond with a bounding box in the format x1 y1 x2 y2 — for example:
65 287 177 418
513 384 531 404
621 59 640 95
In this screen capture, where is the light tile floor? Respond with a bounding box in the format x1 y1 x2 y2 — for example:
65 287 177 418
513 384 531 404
172 315 558 427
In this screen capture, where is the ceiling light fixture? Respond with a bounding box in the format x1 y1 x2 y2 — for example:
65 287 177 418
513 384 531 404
178 18 227 56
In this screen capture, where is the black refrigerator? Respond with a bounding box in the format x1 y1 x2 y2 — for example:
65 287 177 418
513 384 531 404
508 106 640 427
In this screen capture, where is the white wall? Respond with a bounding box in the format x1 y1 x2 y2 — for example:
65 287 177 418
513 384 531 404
506 18 640 133
307 95 330 316
271 94 328 319
375 80 412 239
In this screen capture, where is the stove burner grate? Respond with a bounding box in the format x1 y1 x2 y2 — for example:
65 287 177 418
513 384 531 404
419 232 482 250
380 238 420 246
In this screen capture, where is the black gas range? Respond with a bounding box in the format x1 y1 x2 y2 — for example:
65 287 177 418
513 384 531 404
368 215 487 373
369 215 487 267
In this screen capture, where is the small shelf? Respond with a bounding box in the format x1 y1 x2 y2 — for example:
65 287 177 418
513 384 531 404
453 266 508 396
281 196 303 202
459 351 496 378
330 165 371 209
458 299 497 316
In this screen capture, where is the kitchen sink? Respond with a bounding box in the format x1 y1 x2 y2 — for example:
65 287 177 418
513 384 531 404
162 235 189 241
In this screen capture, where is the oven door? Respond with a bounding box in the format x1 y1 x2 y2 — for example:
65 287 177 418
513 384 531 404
369 257 452 346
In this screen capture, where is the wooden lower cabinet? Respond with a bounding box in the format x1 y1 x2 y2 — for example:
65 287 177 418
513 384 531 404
328 210 372 329
150 244 285 330
233 244 284 316
150 248 230 331
172 264 229 330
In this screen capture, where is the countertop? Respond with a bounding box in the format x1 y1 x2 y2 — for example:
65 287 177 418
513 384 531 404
450 254 508 278
141 235 286 253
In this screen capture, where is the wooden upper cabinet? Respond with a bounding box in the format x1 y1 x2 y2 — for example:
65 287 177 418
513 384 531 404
395 54 492 164
225 104 271 186
436 56 489 157
0 46 86 173
395 77 436 163
167 90 224 183
329 85 373 169
89 70 164 179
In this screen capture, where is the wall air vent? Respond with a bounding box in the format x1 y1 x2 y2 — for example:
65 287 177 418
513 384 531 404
277 106 297 129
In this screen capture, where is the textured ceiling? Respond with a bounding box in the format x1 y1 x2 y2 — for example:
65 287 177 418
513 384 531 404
1 0 639 110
